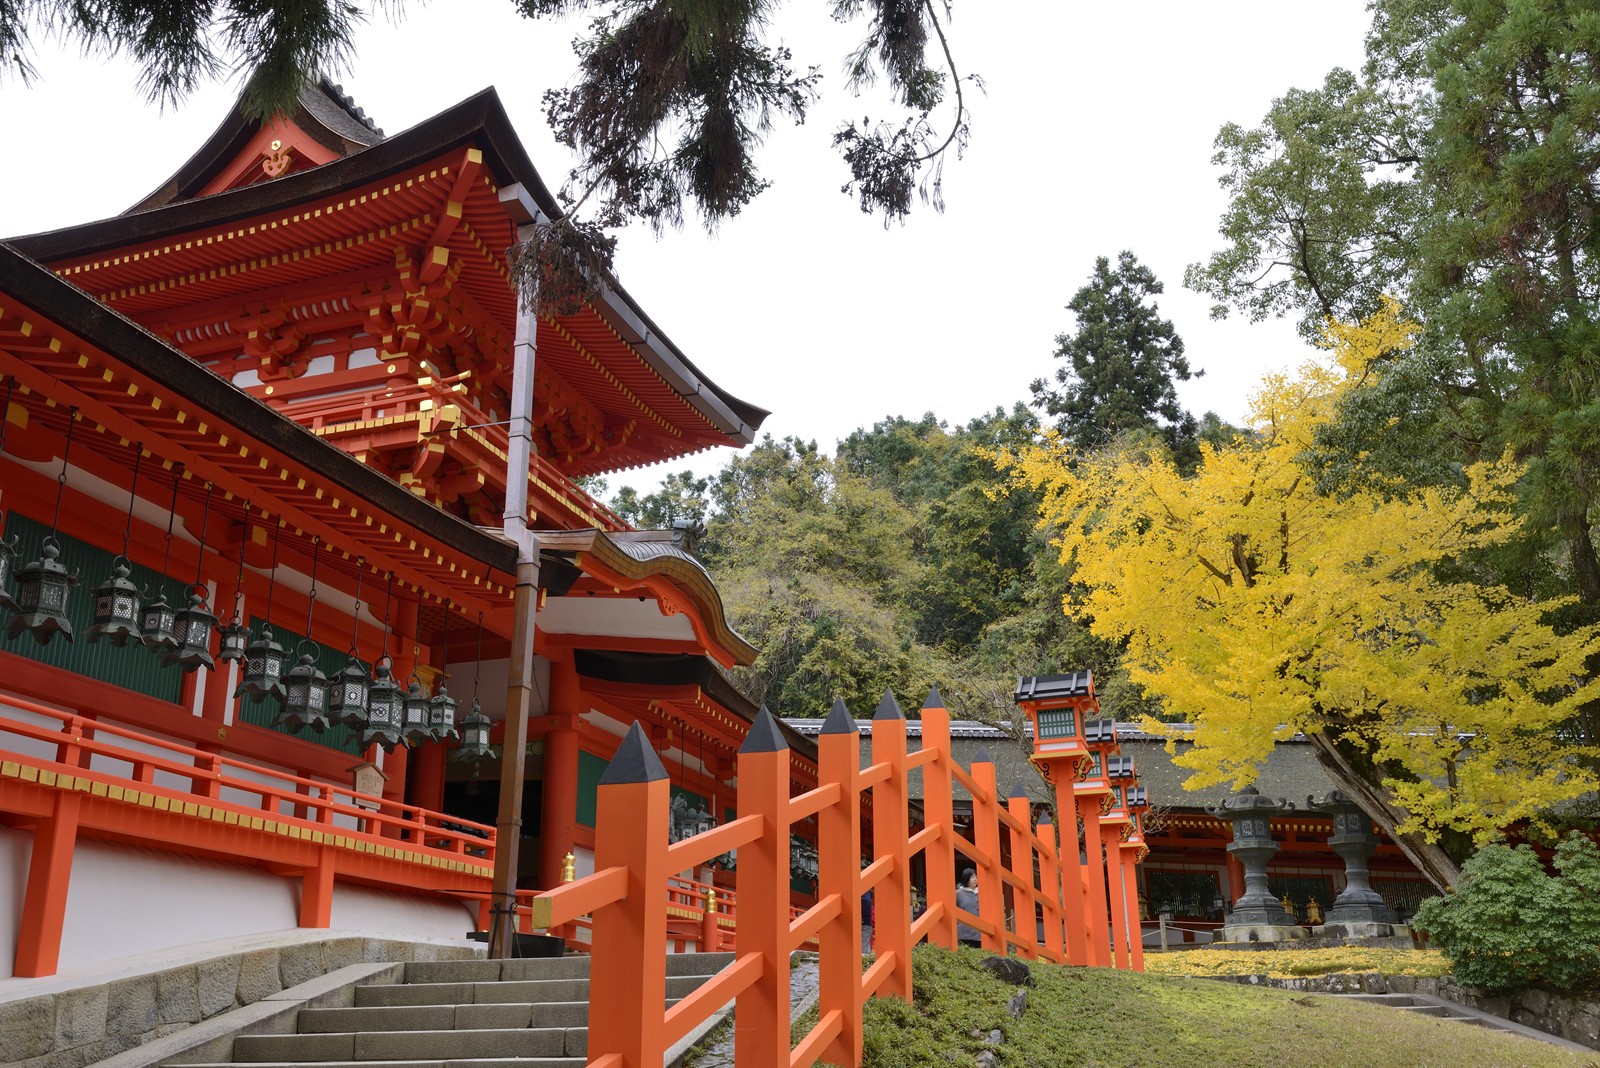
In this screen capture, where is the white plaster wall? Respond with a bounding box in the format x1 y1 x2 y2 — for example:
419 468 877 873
1 838 479 979
0 825 29 974
0 699 69 762
53 840 299 974
87 726 196 793
327 884 477 941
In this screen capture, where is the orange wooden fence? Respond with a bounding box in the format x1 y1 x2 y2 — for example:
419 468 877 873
527 688 1139 1068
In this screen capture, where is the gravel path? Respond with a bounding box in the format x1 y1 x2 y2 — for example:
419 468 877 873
687 957 821 1068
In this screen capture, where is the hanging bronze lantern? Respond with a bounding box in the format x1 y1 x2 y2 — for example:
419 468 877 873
0 382 23 615
166 585 217 672
456 697 492 763
0 532 20 615
401 675 432 745
86 557 142 647
329 560 369 729
361 655 402 751
139 589 178 653
278 643 329 734
331 654 371 729
236 625 287 700
218 619 249 663
12 409 81 645
8 537 78 645
218 504 251 665
90 444 144 647
428 682 458 742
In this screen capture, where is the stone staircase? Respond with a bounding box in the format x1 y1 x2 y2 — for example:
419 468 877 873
170 952 734 1068
1330 992 1594 1051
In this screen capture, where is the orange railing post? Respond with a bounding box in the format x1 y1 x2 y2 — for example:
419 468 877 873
13 790 81 978
1055 804 1090 966
919 691 957 950
969 749 1007 953
1120 846 1145 972
1102 821 1129 969
736 707 793 1068
871 691 912 999
1006 784 1038 959
817 698 863 1068
587 722 671 1068
1036 812 1066 963
1078 795 1111 967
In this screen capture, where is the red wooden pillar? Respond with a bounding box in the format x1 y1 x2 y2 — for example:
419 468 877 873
1121 848 1145 972
919 691 957 950
540 660 582 889
1006 785 1038 959
870 691 912 1000
300 847 336 928
1036 813 1066 964
818 698 863 1068
14 790 82 978
1102 823 1129 969
1076 795 1111 967
586 722 670 1068
969 749 1006 953
735 707 792 1068
1226 849 1246 908
410 742 447 814
1053 806 1089 966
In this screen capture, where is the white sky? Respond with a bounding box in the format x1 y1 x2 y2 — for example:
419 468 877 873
1 1 1371 495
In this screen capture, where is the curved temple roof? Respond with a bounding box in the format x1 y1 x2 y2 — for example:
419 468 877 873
9 86 768 470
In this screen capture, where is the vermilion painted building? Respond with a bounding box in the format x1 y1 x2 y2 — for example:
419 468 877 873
0 83 814 980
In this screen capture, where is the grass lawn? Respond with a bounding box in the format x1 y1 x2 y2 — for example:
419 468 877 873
1144 945 1453 979
820 944 1595 1068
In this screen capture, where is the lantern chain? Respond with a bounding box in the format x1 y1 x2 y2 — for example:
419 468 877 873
472 611 483 701
231 504 250 618
350 558 364 656
120 446 143 560
304 536 320 639
191 483 213 587
158 463 182 587
0 377 12 458
49 408 78 538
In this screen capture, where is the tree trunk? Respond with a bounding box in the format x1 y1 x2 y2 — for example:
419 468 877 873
1305 731 1462 891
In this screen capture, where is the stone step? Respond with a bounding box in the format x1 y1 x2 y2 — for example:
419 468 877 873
232 1027 584 1062
300 996 683 1034
401 957 589 985
354 972 709 1007
1394 1004 1452 1018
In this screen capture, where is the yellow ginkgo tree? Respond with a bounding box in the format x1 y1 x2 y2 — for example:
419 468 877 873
1000 303 1600 890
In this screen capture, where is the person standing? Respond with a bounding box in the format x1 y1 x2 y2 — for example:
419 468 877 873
955 868 982 948
861 887 875 953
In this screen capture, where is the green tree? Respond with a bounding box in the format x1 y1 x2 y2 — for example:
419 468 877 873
1031 252 1201 470
609 470 710 529
1185 0 1600 615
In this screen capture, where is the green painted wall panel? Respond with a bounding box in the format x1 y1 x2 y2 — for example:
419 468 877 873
1 512 182 703
234 615 363 754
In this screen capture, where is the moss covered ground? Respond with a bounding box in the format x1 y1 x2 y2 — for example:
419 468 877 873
812 944 1594 1068
1144 945 1453 979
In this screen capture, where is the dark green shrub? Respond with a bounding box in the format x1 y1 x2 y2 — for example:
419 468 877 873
1414 833 1600 994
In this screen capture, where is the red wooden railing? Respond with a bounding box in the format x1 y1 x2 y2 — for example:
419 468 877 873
525 692 1122 1068
0 694 494 977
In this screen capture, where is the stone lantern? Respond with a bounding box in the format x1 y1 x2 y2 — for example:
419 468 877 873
1205 785 1305 941
1308 790 1398 931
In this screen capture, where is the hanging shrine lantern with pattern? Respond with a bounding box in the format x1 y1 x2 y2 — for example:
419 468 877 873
401 676 432 745
9 538 78 645
456 698 492 763
166 585 218 672
86 558 142 647
278 645 330 733
361 655 403 751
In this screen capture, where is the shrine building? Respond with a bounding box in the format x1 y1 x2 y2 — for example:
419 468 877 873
0 83 817 980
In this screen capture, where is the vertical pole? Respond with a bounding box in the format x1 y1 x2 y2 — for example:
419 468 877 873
1102 823 1128 969
871 691 911 1000
1036 814 1066 964
1006 786 1038 959
586 723 670 1068
818 699 863 1068
490 215 543 959
735 707 792 1068
1122 849 1145 971
1054 804 1089 966
14 791 81 978
1077 795 1111 967
541 661 583 888
969 750 1006 953
300 847 335 928
919 691 957 950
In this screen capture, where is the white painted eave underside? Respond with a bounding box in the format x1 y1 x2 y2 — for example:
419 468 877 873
535 596 697 642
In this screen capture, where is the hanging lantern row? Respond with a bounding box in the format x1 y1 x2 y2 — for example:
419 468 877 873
0 408 492 761
791 838 820 881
